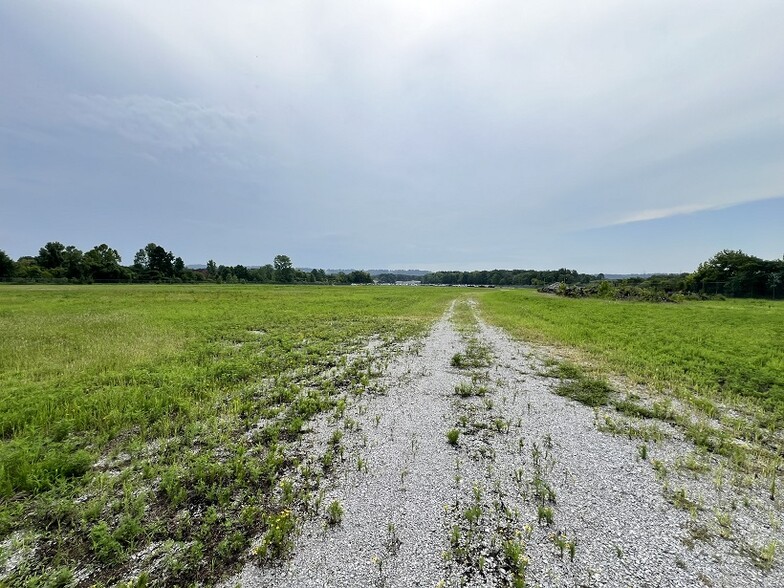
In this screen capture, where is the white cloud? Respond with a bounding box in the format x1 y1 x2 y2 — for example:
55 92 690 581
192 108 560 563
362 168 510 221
3 0 784 269
607 203 716 226
69 94 254 153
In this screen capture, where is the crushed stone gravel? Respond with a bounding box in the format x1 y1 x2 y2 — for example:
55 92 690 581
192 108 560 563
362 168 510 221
226 300 782 588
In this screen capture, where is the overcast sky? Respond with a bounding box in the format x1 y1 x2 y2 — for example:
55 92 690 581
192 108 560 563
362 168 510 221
2 1 783 273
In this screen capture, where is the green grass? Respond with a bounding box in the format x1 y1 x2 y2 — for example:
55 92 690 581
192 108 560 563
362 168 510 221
541 360 614 407
0 284 453 584
5 284 781 582
451 337 492 370
555 377 614 407
479 289 784 423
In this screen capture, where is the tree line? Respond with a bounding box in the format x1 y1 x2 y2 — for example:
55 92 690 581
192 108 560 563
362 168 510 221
603 250 783 299
544 250 783 300
417 250 784 299
684 249 783 298
1 244 780 298
0 243 373 285
421 268 601 286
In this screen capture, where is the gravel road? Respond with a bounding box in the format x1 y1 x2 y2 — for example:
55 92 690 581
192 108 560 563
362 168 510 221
226 300 783 587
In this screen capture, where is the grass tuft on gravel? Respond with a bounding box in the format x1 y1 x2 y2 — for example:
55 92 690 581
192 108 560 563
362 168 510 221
543 359 614 407
556 378 614 407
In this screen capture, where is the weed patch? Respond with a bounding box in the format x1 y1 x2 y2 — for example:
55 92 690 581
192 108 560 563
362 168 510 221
451 338 492 370
556 378 613 407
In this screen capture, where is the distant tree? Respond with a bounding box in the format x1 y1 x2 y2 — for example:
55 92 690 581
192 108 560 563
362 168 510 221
422 268 599 286
15 257 45 279
232 264 249 281
0 250 16 278
145 243 175 278
346 270 373 284
36 241 66 270
254 264 274 282
597 280 614 298
273 254 293 283
688 249 766 297
206 259 218 279
310 268 328 283
133 249 148 270
84 244 123 280
62 245 85 280
769 265 784 299
174 257 185 276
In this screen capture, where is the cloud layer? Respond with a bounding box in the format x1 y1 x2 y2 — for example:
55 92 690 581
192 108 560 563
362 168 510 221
2 0 783 271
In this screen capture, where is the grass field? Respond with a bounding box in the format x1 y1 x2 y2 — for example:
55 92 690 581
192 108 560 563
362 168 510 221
0 284 454 584
480 288 784 430
477 289 784 576
1 284 782 584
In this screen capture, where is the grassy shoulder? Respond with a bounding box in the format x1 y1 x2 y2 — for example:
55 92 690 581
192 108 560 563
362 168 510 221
0 284 453 585
479 289 783 501
478 289 784 426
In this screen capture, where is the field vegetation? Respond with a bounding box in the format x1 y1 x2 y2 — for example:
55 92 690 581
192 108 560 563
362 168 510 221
2 283 782 584
480 289 783 419
0 284 453 585
480 288 784 489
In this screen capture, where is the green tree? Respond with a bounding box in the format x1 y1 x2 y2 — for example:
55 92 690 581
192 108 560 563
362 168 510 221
251 264 274 282
0 249 16 278
769 264 784 299
597 280 614 298
15 257 45 279
273 254 293 283
133 249 148 270
232 264 249 281
346 270 373 284
688 249 765 296
36 241 66 270
310 268 327 283
206 260 218 279
84 244 123 280
145 243 175 278
62 245 85 280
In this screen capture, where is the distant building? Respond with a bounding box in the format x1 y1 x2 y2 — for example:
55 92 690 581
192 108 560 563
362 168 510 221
394 280 421 286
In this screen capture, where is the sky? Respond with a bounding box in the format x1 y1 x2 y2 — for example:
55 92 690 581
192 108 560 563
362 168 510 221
1 0 783 274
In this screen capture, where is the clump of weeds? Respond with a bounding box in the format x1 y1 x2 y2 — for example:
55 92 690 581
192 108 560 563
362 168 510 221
455 381 488 398
556 377 613 407
325 500 344 526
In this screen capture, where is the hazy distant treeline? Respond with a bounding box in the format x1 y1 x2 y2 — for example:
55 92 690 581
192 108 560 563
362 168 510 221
421 268 600 286
417 250 784 299
0 243 373 285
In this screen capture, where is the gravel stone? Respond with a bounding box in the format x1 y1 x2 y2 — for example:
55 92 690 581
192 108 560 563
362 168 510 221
226 300 783 588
